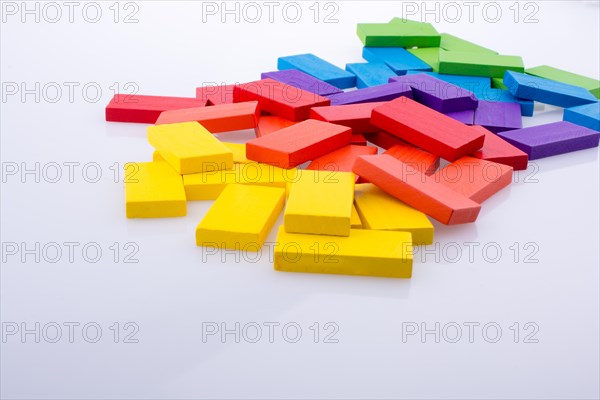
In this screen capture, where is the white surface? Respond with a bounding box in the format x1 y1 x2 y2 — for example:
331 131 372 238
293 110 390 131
1 1 599 399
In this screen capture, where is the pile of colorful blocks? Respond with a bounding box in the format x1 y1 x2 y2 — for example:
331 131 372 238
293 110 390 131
106 18 600 278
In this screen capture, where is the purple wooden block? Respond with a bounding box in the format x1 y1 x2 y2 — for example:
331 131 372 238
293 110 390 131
496 121 600 160
389 73 478 113
327 82 413 105
446 109 474 125
473 101 522 133
261 69 343 97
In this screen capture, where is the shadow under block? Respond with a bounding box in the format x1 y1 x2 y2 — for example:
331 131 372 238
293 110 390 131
525 65 600 99
438 52 524 78
155 101 259 133
352 154 481 225
183 163 293 200
351 206 362 229
383 143 439 175
491 77 508 90
309 102 386 134
196 184 285 251
233 78 330 121
125 162 186 218
196 84 235 105
496 121 600 160
147 122 233 175
503 70 598 108
327 82 413 106
470 125 528 170
563 103 600 132
371 97 485 161
357 19 440 48
351 133 368 146
256 116 297 137
345 62 397 88
246 119 352 169
277 54 356 89
284 170 355 236
362 47 432 75
432 157 513 203
274 226 413 278
439 33 498 54
105 94 205 124
473 100 522 133
261 69 343 97
307 145 378 174
354 183 433 244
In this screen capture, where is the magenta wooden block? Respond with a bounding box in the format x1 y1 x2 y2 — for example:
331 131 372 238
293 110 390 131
389 73 478 113
473 101 522 133
261 69 343 97
496 121 600 160
446 109 474 125
327 82 413 105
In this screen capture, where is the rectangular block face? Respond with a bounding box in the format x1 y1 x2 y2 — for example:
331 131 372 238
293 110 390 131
345 63 397 88
155 101 259 133
307 145 378 175
196 184 285 251
274 227 413 278
125 162 186 218
284 170 355 237
222 142 251 164
246 119 352 169
105 94 205 124
470 125 528 171
504 71 598 108
470 86 534 117
438 52 524 78
327 82 413 106
147 122 233 174
261 69 343 96
196 84 235 105
357 19 440 48
496 121 600 160
446 109 475 125
371 97 485 161
439 33 498 54
383 143 439 175
407 48 445 72
563 103 600 132
233 79 330 121
525 65 600 99
309 102 386 134
432 157 513 203
277 54 356 89
354 183 433 244
353 154 481 225
473 101 523 133
256 116 297 137
406 71 491 92
362 47 432 75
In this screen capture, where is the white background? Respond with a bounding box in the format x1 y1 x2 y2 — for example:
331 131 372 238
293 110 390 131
1 1 599 399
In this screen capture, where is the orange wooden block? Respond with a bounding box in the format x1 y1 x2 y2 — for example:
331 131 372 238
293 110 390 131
432 156 513 203
309 102 385 134
256 115 297 137
353 154 481 225
246 119 352 169
384 142 440 175
196 84 235 105
155 101 259 133
307 145 378 178
470 125 529 170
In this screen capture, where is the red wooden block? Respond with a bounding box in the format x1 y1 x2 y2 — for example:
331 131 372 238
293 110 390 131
384 142 439 175
432 156 513 203
233 78 330 121
351 133 368 146
105 94 205 124
371 96 485 161
196 84 235 105
307 145 378 180
470 125 528 170
353 154 481 225
256 115 297 137
246 119 352 169
309 102 386 134
364 131 407 150
155 101 259 133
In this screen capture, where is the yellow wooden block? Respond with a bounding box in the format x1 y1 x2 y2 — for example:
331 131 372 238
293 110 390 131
351 205 362 229
354 183 434 244
196 184 285 251
284 170 355 237
125 162 186 218
274 226 413 278
183 163 297 200
147 122 233 174
222 142 252 164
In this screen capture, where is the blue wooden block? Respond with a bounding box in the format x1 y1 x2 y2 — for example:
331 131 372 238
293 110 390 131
406 70 490 91
362 47 432 75
504 70 598 108
278 54 356 89
563 102 600 132
346 62 397 88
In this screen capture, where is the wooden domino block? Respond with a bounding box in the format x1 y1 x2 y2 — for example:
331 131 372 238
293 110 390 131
383 142 439 175
196 184 285 251
354 183 433 244
106 94 205 124
371 97 485 161
406 71 491 92
221 142 251 164
438 52 524 78
327 82 413 105
277 54 356 89
233 78 330 121
274 226 413 278
432 156 513 203
496 121 600 160
473 100 522 133
353 154 481 225
261 69 343 96
284 170 355 236
357 19 440 47
445 109 475 125
307 145 378 177
345 62 397 88
407 47 445 72
246 119 352 169
147 122 233 174
351 205 362 229
351 134 368 146
125 162 186 218
470 125 529 170
470 86 534 117
155 101 259 133
563 103 600 132
525 65 600 99
439 33 497 54
309 102 386 134
362 47 432 75
196 84 235 105
256 115 297 137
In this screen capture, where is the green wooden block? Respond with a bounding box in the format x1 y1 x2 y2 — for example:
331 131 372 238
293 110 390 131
525 65 600 99
438 52 524 78
407 48 446 73
439 33 498 54
357 19 440 47
491 77 508 90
